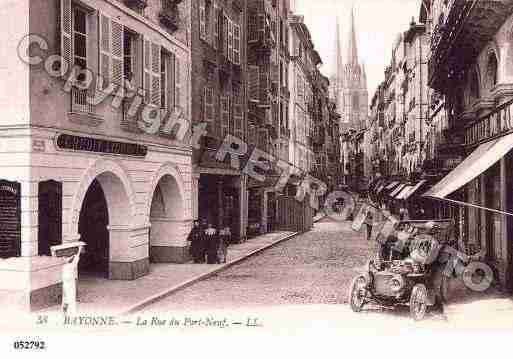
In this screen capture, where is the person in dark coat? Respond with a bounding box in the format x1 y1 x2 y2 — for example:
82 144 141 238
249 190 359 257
187 220 205 263
205 222 220 264
218 226 232 263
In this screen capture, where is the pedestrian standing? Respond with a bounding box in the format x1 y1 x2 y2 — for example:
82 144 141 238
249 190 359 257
205 223 220 264
187 220 204 263
365 210 373 241
62 246 82 315
218 226 231 264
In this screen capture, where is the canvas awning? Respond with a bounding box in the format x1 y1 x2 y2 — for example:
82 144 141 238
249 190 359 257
402 180 428 200
423 132 513 199
395 185 413 200
385 181 400 190
389 183 407 198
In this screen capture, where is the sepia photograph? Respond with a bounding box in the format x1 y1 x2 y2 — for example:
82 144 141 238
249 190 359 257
0 0 512 356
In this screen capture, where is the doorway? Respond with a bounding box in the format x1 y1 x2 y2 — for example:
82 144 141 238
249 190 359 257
78 179 109 277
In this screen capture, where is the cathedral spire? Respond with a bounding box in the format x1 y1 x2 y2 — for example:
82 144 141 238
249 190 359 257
347 6 359 66
334 15 343 80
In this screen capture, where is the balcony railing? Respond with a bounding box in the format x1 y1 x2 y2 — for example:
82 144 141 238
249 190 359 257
71 87 94 114
465 97 513 146
159 2 180 33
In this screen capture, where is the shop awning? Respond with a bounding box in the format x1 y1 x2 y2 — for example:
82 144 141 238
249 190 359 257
402 180 427 200
423 132 513 199
385 181 400 190
389 183 407 198
395 185 413 200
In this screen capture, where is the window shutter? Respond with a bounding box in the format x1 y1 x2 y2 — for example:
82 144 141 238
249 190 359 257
248 14 257 43
220 95 230 138
166 52 175 110
60 0 72 75
248 65 260 102
213 1 219 50
199 0 207 41
151 43 161 107
99 13 111 88
111 20 124 91
260 68 269 104
223 14 229 58
233 88 244 139
233 23 240 65
143 39 151 103
175 55 182 111
227 19 233 62
204 86 214 122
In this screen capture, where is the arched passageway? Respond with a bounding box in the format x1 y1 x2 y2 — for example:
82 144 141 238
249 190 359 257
77 171 131 278
149 174 185 263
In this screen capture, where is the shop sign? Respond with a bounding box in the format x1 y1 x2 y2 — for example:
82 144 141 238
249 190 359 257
0 180 21 259
465 101 513 145
56 134 147 157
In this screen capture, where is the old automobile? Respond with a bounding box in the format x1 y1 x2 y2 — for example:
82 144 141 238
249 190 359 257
349 219 455 320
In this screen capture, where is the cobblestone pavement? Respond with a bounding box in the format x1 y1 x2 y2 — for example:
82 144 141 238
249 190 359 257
141 219 377 312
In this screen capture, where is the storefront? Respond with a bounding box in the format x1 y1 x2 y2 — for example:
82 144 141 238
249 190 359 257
423 103 513 292
0 133 193 311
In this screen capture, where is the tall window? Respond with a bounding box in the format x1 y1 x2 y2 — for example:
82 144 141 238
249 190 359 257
161 52 168 108
73 7 88 70
123 30 138 83
486 53 498 89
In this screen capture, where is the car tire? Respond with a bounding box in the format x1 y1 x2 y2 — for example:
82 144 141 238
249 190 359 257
349 275 367 312
410 283 428 321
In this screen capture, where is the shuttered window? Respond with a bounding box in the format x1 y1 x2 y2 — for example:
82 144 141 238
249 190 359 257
99 13 124 90
142 39 161 106
212 0 219 49
174 55 182 111
204 86 215 122
233 86 244 140
233 23 241 65
199 0 207 41
248 14 258 43
227 18 233 62
220 95 230 138
248 65 260 102
60 0 72 75
260 68 269 105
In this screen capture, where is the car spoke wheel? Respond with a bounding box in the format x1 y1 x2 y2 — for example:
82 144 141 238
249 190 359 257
349 275 367 312
410 283 428 321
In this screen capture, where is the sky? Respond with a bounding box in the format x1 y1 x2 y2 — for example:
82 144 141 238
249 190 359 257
293 0 422 98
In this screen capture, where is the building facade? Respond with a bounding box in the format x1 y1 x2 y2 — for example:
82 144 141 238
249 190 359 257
0 0 193 310
191 0 248 241
426 0 513 292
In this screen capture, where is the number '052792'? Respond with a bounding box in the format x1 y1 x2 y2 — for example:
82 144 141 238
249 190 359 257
13 341 46 350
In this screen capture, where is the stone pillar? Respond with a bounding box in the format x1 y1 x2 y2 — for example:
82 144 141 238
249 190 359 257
192 174 200 221
480 175 487 253
217 179 224 228
500 157 510 289
108 224 150 280
239 175 248 240
149 219 191 264
261 190 268 234
21 181 38 257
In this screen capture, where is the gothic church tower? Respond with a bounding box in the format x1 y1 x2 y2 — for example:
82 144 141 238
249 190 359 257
330 7 368 131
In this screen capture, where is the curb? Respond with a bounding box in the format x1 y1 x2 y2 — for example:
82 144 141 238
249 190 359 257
121 231 301 314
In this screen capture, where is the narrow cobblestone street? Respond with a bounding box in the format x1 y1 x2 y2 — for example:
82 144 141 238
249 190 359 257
140 219 375 312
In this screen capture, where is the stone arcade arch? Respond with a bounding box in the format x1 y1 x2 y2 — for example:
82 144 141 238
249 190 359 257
146 164 188 263
70 160 136 279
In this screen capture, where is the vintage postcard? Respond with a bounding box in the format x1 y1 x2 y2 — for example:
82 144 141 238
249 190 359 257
1 0 512 356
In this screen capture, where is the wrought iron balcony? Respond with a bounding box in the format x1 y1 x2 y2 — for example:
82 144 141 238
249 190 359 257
159 4 180 33
429 0 513 91
124 0 148 12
